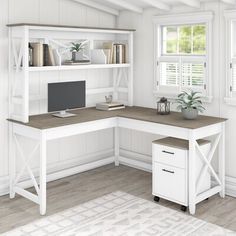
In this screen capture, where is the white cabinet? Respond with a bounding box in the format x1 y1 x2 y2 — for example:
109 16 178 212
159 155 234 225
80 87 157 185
152 137 211 209
153 162 187 204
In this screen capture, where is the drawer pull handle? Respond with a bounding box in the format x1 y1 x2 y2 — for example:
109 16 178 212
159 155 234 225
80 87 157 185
162 150 174 155
162 169 175 174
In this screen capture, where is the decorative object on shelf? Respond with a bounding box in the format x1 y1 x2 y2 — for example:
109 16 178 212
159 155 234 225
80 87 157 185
157 97 170 115
70 42 84 61
105 95 113 104
70 40 90 62
91 49 110 64
176 90 205 120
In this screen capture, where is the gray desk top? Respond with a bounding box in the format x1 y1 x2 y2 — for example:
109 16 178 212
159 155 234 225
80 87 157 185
8 106 227 130
152 137 210 150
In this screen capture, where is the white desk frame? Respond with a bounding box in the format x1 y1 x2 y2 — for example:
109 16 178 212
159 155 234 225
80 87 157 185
9 117 225 215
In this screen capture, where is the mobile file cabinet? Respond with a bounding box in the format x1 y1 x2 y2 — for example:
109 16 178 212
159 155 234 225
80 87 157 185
152 137 211 212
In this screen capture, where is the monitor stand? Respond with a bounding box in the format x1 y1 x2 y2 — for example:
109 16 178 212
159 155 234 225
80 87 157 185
52 110 76 118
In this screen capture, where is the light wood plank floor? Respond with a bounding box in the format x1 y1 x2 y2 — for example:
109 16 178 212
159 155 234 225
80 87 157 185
1 164 236 233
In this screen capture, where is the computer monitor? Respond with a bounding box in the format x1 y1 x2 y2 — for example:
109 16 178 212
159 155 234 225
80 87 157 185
48 81 86 118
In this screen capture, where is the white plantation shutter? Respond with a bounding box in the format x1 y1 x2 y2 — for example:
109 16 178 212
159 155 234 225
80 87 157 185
155 19 212 98
160 62 179 86
182 62 205 89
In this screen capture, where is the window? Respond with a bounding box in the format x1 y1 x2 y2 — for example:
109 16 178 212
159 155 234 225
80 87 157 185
162 25 206 55
154 12 213 100
225 10 236 104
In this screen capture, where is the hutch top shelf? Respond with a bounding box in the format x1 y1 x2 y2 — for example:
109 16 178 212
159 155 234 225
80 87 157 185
7 23 136 34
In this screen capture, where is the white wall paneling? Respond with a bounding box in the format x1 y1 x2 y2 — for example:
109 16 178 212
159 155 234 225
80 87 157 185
105 0 143 14
178 0 201 8
71 0 119 16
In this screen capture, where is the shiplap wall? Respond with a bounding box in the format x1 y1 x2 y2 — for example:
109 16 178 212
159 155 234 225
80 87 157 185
0 0 118 195
117 2 236 183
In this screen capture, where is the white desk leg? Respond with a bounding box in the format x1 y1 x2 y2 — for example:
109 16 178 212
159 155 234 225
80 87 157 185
9 123 16 199
189 132 196 215
219 122 225 198
40 133 47 215
114 127 119 166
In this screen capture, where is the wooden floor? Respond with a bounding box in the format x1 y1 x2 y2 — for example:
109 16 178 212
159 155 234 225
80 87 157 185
1 164 236 233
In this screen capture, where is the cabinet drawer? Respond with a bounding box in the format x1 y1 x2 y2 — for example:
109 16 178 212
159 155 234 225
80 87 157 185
152 163 187 205
152 144 186 169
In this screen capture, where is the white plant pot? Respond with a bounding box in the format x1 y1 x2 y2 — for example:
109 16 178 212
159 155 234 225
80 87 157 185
182 108 198 120
72 51 84 61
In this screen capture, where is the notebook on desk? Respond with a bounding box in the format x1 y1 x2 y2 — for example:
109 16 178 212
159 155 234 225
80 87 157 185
96 102 125 111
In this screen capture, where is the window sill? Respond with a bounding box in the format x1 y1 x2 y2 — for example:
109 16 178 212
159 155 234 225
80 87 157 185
153 90 213 103
224 97 236 106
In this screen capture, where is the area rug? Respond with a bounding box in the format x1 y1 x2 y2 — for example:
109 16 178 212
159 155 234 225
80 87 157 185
2 191 235 236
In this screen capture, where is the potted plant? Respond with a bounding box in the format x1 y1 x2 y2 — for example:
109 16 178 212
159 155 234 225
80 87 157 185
176 90 205 120
70 42 84 61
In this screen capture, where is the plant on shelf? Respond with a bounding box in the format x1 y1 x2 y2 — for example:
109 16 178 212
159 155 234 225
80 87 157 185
176 90 205 120
70 42 84 62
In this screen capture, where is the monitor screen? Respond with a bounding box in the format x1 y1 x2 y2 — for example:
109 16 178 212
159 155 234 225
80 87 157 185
48 81 86 112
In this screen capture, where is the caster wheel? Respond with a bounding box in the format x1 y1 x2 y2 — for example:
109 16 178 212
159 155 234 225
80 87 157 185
154 196 160 202
181 206 187 212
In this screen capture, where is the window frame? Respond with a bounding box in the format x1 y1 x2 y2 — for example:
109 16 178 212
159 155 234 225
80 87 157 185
153 12 213 102
224 10 236 105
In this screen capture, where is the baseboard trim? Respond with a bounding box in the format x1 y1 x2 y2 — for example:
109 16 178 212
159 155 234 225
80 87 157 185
212 176 236 198
119 156 152 172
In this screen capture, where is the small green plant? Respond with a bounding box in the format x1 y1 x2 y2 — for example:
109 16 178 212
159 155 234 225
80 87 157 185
70 42 84 52
176 90 205 113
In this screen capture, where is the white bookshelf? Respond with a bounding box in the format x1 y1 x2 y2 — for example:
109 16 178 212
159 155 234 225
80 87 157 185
8 23 134 123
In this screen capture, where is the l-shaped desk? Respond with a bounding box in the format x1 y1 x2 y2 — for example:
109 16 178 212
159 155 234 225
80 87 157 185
8 106 227 215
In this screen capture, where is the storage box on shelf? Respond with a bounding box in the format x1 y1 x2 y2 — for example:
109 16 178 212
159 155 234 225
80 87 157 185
8 23 135 123
152 137 211 211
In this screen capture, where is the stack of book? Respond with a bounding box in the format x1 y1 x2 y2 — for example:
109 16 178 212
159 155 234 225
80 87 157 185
63 60 91 65
29 43 57 67
103 42 126 64
96 102 125 111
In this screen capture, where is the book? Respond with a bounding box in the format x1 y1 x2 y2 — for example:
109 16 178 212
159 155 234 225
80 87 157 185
103 49 111 64
103 42 126 64
96 102 125 111
114 44 126 64
112 45 117 64
48 45 56 66
103 42 114 64
63 60 91 65
43 44 49 66
30 42 44 67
